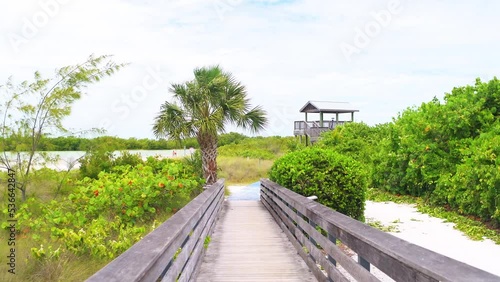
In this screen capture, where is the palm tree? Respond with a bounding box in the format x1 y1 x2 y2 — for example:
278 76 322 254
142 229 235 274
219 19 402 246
153 66 267 184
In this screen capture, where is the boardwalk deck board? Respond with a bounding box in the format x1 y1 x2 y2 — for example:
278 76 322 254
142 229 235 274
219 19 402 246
195 201 317 282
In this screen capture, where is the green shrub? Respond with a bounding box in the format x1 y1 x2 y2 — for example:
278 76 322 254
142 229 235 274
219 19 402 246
79 150 144 179
183 150 203 179
114 151 144 167
79 150 114 179
15 160 204 260
269 148 367 221
317 122 390 188
435 124 500 226
218 132 248 146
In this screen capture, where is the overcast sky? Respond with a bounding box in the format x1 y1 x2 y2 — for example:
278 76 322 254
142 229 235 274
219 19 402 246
1 0 499 138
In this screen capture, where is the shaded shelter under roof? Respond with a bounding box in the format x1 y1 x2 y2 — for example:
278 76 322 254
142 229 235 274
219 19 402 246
294 101 360 145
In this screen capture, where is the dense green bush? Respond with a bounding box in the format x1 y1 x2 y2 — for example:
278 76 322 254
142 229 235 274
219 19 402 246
114 151 144 167
269 148 367 221
435 124 500 226
79 150 144 179
14 158 204 260
182 150 204 180
318 122 376 162
218 132 248 146
79 150 114 179
317 122 389 187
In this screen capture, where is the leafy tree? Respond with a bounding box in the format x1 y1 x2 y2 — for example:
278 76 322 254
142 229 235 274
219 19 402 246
218 132 248 146
152 66 267 184
0 54 126 200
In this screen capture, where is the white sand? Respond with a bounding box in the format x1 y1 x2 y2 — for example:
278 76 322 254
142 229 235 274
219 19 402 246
365 201 500 277
227 185 245 194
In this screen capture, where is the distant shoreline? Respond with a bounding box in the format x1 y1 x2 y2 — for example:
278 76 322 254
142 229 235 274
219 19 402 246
0 149 195 171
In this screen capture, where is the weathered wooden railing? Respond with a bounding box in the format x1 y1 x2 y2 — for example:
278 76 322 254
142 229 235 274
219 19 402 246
260 179 500 282
294 120 348 143
87 179 225 282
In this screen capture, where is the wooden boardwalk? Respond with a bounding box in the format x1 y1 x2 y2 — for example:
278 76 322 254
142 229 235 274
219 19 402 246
195 201 316 282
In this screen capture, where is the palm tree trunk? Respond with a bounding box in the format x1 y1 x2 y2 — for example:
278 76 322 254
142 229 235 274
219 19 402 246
198 133 218 185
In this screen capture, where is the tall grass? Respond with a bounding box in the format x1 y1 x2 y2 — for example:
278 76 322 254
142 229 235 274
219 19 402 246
217 136 294 160
216 136 301 185
217 156 273 185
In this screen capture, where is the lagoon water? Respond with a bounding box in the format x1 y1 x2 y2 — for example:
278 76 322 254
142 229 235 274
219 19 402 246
1 149 194 171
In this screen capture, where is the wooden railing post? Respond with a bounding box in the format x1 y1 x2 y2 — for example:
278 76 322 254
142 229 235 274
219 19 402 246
327 233 337 266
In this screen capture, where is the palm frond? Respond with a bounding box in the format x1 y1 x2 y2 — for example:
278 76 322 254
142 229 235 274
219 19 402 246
236 105 268 133
152 102 194 140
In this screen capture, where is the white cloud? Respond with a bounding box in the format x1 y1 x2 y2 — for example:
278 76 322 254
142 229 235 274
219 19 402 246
1 0 499 138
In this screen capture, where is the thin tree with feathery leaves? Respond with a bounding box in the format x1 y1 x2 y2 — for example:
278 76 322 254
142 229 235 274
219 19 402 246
153 66 267 184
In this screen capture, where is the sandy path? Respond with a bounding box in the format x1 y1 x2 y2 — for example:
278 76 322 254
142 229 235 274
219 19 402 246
365 201 500 277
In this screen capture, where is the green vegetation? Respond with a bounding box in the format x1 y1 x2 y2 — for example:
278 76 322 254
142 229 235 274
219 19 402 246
217 156 274 185
0 132 250 152
217 136 302 184
317 77 500 229
0 157 204 281
269 147 367 221
316 122 388 187
203 236 211 249
153 65 267 184
79 150 144 179
366 218 400 233
0 54 126 201
218 136 291 160
0 135 202 152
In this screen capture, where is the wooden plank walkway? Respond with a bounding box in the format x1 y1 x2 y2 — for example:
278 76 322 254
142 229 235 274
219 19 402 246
195 201 316 282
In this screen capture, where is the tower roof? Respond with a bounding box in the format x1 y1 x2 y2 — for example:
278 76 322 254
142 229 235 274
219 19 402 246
299 101 359 114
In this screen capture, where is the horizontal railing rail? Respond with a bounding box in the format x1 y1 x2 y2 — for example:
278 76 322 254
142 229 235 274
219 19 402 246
87 179 225 282
260 179 500 282
306 127 330 139
294 121 307 130
294 120 349 132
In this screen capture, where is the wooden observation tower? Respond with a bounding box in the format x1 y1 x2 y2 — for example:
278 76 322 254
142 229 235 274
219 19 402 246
293 100 359 145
